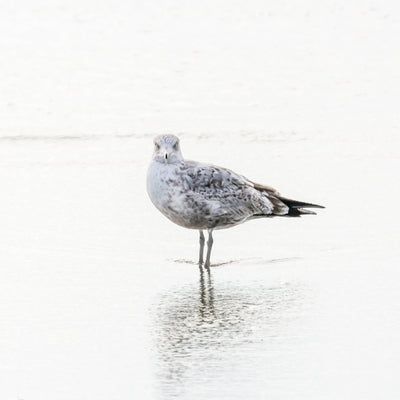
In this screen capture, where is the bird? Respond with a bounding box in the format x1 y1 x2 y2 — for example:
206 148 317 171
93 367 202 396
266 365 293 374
146 134 324 268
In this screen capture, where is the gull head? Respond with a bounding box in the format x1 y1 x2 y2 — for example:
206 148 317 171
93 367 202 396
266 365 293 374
152 135 183 165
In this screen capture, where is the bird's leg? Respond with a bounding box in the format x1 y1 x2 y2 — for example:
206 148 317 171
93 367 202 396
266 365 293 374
198 230 205 265
204 229 214 269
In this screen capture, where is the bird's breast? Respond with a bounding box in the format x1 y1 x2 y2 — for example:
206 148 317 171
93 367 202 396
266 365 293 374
147 161 184 213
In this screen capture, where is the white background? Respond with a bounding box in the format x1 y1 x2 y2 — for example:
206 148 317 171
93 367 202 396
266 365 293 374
1 1 399 399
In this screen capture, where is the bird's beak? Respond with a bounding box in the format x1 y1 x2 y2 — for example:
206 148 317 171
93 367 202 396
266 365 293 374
164 152 168 164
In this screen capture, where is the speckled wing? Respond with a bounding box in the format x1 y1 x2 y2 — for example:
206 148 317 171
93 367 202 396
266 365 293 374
180 161 289 228
182 160 252 191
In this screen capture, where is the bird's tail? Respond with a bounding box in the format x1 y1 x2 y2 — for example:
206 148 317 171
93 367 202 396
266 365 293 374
252 181 325 217
277 196 325 216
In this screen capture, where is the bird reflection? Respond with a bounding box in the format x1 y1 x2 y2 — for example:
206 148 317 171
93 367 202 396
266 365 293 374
153 267 304 398
198 265 215 321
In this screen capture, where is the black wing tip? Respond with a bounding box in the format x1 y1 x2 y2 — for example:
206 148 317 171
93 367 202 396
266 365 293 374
304 203 325 209
278 196 325 210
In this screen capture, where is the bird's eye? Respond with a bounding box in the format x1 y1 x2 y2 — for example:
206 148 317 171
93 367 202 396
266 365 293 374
155 143 160 150
173 143 178 150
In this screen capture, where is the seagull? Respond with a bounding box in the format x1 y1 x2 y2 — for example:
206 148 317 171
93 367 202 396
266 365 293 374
147 135 324 268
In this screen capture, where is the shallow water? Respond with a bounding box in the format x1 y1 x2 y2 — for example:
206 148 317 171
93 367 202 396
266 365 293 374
1 1 400 399
1 134 399 400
